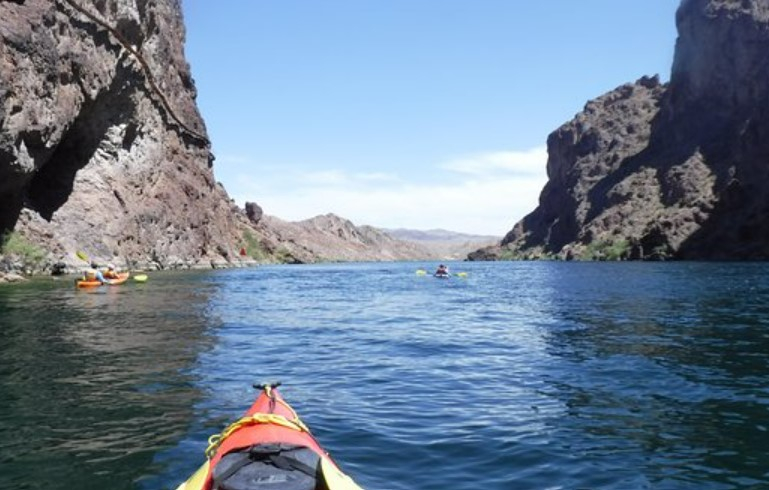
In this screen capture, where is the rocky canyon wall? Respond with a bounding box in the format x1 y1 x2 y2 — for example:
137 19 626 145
0 0 252 271
471 0 769 261
0 0 437 275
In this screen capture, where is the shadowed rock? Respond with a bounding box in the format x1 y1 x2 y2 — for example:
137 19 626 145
245 202 263 225
472 0 769 261
0 0 249 270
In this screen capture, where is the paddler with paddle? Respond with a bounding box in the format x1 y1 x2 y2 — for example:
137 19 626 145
76 250 114 285
83 262 109 284
434 264 450 277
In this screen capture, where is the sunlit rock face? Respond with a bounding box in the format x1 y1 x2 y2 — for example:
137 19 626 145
0 0 249 269
471 0 769 261
0 1 470 272
256 213 436 263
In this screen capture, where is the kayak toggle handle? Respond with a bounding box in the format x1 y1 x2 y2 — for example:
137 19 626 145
253 381 282 390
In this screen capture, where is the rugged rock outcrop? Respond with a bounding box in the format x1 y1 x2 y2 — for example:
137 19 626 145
0 0 457 276
0 0 258 271
471 0 769 261
244 201 263 225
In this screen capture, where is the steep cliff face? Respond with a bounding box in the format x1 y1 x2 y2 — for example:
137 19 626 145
0 0 251 270
472 0 769 261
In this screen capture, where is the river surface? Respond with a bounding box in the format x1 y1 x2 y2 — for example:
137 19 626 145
1 261 768 489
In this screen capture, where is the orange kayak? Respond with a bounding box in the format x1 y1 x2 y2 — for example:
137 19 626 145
176 383 362 490
75 271 130 288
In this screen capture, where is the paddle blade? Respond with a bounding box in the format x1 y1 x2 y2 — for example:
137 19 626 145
134 274 148 283
76 251 89 262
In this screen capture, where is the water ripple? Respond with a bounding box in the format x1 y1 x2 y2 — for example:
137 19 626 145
2 263 769 489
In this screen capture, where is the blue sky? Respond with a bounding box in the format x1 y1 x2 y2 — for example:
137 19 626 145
181 1 679 235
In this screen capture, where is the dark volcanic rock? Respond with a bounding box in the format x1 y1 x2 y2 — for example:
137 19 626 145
245 201 263 224
474 0 769 261
0 0 261 270
0 1 485 272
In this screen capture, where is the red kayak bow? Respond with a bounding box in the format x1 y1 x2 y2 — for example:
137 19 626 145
176 384 362 490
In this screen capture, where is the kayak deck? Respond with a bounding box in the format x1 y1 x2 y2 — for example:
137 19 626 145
176 384 362 490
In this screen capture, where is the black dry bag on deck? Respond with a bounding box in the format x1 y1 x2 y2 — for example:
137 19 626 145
212 443 325 490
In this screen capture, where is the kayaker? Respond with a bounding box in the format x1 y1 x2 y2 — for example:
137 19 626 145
435 264 450 276
104 263 119 279
84 262 108 284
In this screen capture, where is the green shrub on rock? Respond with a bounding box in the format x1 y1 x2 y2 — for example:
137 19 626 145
1 232 47 273
582 239 630 261
242 230 268 261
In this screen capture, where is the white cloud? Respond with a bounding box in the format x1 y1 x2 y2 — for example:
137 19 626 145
224 146 548 236
442 147 548 177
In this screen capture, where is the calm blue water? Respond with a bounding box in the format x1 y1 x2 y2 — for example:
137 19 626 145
1 261 769 489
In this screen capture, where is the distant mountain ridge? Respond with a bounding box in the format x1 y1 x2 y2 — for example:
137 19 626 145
386 228 500 260
256 213 434 263
385 228 500 243
249 216 500 263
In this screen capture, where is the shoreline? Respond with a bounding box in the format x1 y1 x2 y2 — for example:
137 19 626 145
0 257 264 285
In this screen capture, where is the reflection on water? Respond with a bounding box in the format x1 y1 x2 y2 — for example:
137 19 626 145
0 271 220 490
2 263 769 489
538 263 769 488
